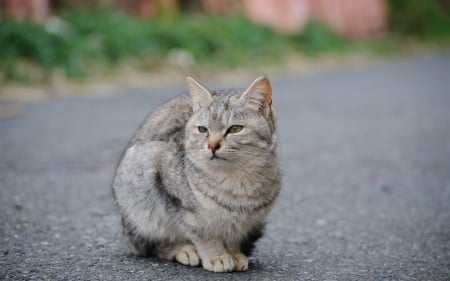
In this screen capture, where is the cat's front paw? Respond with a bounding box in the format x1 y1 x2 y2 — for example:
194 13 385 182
175 244 200 267
202 254 235 272
233 253 249 271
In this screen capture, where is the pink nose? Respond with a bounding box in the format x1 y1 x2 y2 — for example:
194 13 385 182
208 142 221 154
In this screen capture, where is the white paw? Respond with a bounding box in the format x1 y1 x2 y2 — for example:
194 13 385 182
175 244 200 267
202 254 235 272
233 253 249 271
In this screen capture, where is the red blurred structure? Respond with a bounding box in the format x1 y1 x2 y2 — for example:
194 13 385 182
0 0 387 38
242 0 387 37
120 0 157 17
242 0 311 33
311 0 387 38
202 0 234 13
1 0 51 23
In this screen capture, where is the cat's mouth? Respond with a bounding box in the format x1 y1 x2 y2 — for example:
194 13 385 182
210 154 226 161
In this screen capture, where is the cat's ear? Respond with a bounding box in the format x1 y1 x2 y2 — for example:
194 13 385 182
240 76 272 118
186 76 213 112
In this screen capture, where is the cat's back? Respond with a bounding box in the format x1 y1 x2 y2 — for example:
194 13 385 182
113 93 193 218
131 94 192 146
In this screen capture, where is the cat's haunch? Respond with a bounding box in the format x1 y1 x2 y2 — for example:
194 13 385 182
113 76 281 272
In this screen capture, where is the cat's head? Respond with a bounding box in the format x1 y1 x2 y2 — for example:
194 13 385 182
185 76 277 170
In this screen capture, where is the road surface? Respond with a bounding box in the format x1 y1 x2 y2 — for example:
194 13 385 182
1 53 449 280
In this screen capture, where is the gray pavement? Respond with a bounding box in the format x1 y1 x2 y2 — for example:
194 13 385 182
1 53 449 280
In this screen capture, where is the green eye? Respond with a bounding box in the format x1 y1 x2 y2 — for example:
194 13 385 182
198 126 208 133
227 125 243 134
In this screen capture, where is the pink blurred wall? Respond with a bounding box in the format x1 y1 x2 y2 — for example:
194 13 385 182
310 0 387 37
1 0 51 23
242 0 387 37
1 0 387 38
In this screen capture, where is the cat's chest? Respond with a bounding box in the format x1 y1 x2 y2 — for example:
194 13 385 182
193 169 263 195
195 207 259 238
191 175 268 211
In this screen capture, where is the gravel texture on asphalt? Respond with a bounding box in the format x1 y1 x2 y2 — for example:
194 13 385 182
1 53 449 280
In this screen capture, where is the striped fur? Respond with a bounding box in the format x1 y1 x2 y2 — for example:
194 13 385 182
113 76 281 272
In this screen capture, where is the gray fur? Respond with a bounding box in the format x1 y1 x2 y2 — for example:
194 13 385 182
113 76 281 272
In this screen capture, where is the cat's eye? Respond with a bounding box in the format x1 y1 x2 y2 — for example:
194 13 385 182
198 126 208 133
227 125 243 134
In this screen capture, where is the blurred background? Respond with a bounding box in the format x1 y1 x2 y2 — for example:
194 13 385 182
1 2 449 279
0 0 449 91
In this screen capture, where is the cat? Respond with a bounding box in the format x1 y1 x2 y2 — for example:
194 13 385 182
112 76 281 272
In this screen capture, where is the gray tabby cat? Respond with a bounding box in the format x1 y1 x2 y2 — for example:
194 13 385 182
113 76 281 272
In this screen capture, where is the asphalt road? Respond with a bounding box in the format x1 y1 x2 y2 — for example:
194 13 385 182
1 53 449 280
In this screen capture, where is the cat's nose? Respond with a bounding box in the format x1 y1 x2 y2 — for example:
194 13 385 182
208 142 221 154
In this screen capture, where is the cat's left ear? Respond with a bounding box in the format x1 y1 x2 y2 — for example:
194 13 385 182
186 76 213 112
240 76 272 118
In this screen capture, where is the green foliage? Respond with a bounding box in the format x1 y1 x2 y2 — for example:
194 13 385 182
2 4 448 84
0 7 350 84
147 15 293 66
0 18 66 82
387 0 450 39
292 20 349 56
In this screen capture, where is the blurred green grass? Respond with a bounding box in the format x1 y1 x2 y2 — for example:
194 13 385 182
388 0 450 40
1 2 449 85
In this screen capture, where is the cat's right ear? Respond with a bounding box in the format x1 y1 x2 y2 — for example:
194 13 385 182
186 76 213 112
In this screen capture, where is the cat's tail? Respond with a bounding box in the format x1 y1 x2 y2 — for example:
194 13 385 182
240 222 265 256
